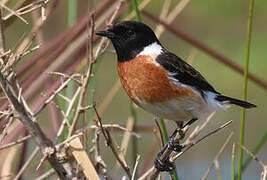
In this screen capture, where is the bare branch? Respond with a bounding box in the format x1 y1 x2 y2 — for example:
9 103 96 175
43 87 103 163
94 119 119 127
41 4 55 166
0 71 68 178
0 3 28 24
0 135 32 150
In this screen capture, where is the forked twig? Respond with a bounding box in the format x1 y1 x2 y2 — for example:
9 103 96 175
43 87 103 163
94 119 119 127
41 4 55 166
93 103 132 179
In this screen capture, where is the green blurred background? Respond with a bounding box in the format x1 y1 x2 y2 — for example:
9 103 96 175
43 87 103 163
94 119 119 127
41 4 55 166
5 0 267 179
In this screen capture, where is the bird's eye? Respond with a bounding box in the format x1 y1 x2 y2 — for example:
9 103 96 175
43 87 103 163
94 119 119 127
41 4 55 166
127 29 134 36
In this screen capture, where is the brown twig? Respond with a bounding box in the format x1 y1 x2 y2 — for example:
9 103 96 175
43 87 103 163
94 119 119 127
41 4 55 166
115 117 134 170
92 129 107 176
93 104 132 179
0 135 32 150
0 116 13 144
132 155 141 180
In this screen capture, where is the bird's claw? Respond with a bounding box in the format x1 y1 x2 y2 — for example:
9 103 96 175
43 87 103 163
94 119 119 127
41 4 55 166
154 157 175 172
168 140 184 152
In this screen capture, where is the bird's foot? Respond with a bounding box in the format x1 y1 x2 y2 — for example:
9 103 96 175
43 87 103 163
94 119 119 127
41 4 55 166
154 155 175 172
154 129 185 172
167 138 184 152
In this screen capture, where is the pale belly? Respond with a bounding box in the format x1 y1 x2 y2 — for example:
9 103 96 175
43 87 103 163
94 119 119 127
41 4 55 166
134 96 213 121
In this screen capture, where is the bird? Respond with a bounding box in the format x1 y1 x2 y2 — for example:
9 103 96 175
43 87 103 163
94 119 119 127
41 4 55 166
95 21 256 171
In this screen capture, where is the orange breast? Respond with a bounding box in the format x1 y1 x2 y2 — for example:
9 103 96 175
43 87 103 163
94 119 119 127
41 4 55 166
117 55 197 104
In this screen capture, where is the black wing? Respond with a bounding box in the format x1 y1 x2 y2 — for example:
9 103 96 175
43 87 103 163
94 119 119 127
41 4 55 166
156 51 219 97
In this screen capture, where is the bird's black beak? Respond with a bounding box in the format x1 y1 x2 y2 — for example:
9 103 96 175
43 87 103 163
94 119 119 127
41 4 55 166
95 30 115 39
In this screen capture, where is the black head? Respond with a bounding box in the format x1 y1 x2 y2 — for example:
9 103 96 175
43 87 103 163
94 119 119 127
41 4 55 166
95 21 160 62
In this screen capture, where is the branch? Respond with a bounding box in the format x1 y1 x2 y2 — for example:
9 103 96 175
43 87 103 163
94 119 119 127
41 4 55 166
0 72 68 179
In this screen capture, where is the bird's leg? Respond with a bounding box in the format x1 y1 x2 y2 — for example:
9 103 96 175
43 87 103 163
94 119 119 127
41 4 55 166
176 121 183 128
168 118 198 151
154 118 198 172
183 118 198 128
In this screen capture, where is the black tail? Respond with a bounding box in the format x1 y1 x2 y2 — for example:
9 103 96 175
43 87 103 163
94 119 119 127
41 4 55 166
215 95 256 109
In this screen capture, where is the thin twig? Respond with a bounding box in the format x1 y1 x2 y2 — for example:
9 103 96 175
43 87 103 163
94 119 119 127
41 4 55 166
155 0 191 37
3 0 48 21
34 169 55 180
0 116 13 144
240 144 267 180
33 76 75 116
115 117 134 169
93 104 132 179
14 147 40 180
0 135 32 150
68 12 97 136
92 130 107 176
202 132 234 180
171 120 233 161
53 86 81 144
56 123 140 149
240 144 265 169
132 155 141 180
0 3 28 24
